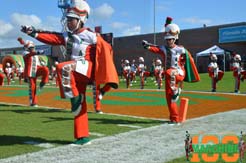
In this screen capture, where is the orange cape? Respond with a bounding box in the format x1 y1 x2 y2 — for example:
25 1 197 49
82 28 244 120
95 36 119 88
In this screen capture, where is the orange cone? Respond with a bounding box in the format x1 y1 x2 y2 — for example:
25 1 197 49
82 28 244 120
179 98 189 123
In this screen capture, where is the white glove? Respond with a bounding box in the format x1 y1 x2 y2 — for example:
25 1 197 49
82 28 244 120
142 40 148 46
21 25 36 37
142 40 151 49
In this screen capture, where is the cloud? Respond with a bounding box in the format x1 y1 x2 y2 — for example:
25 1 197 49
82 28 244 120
110 22 141 37
0 13 61 48
111 22 128 29
122 26 141 36
93 3 114 19
182 17 212 25
11 13 42 27
0 20 13 36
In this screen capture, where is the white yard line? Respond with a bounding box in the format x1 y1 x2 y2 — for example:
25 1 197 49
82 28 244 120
89 132 105 137
24 141 55 148
117 124 143 129
1 109 245 163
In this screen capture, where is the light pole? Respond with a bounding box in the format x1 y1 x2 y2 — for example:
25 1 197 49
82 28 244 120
153 0 156 44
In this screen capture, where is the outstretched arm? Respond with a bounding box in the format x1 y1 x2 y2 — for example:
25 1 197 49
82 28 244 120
142 40 164 55
21 25 65 46
36 33 65 46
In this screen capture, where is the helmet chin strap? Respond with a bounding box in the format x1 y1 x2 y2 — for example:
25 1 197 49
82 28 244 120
66 19 81 33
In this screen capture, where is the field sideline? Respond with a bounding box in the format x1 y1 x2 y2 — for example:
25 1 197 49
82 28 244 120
1 108 245 163
0 72 246 162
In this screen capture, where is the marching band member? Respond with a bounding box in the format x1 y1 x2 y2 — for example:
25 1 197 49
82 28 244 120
138 57 149 89
142 17 199 124
21 0 118 145
231 53 246 93
238 131 246 163
0 67 4 86
130 59 137 85
150 59 156 82
16 63 24 85
17 37 49 107
185 131 193 161
208 53 224 92
4 62 14 85
51 61 59 87
120 59 125 80
154 59 164 89
123 59 131 88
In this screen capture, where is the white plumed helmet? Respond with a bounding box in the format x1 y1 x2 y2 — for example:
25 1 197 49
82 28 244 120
234 54 241 61
17 37 35 49
25 40 35 49
139 57 144 62
210 53 217 61
66 0 90 24
156 59 162 65
124 60 129 64
164 17 180 40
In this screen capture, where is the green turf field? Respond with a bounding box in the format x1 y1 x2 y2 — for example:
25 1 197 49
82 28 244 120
0 104 163 159
0 72 245 161
119 72 246 93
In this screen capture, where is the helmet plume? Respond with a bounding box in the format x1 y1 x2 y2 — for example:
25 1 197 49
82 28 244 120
17 37 25 45
165 17 173 27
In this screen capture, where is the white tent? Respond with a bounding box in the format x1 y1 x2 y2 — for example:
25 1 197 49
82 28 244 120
196 45 226 71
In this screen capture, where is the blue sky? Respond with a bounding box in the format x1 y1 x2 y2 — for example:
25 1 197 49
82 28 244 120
0 0 246 48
